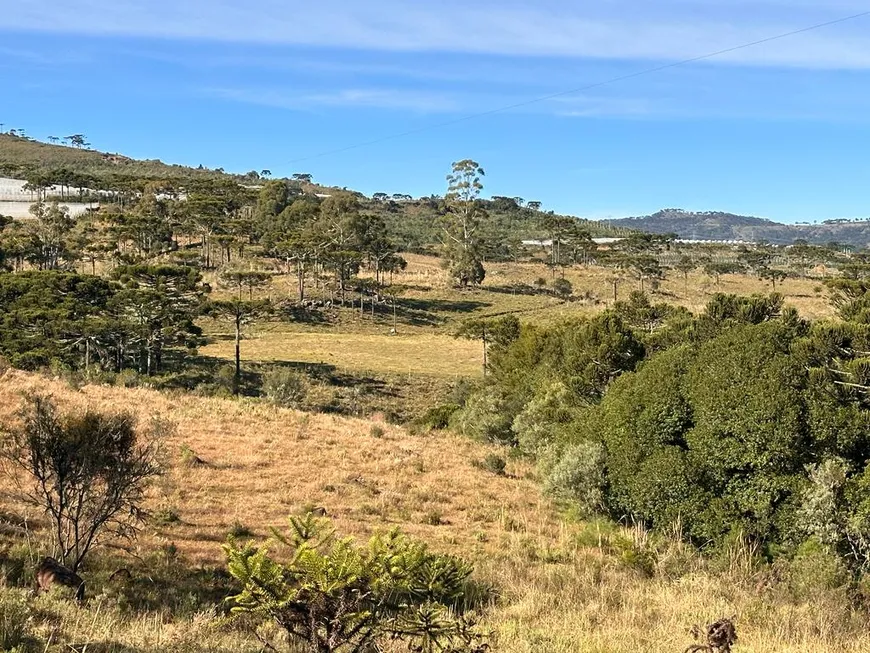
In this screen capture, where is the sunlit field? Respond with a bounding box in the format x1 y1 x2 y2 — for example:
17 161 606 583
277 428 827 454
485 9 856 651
200 253 836 380
201 330 484 378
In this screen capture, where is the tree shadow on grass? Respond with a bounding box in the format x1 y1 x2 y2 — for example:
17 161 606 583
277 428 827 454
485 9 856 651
90 556 239 617
485 283 550 297
275 304 333 325
384 303 445 327
399 298 490 314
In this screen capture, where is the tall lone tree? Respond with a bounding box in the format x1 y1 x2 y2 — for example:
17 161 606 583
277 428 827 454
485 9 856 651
209 270 273 393
442 160 486 288
456 315 520 376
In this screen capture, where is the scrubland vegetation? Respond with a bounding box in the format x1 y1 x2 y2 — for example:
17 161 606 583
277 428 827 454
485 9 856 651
2 134 870 651
3 370 870 652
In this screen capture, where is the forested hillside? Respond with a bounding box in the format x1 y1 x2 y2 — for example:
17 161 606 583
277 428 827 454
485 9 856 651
0 133 626 252
0 133 240 185
611 208 870 247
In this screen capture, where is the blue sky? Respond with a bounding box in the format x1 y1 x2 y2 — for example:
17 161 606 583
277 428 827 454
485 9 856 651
2 1 870 222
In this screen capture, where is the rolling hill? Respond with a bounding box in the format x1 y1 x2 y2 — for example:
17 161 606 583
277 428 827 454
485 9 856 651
0 132 239 184
0 132 626 247
609 208 870 247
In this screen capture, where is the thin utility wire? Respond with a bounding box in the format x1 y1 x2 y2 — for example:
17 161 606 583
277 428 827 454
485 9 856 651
285 9 870 165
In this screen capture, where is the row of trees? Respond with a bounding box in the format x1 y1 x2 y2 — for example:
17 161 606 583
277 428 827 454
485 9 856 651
0 264 281 391
0 266 205 375
0 156 648 294
254 181 406 302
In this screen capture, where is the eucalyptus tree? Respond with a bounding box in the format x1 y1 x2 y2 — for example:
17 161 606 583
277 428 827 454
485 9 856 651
442 159 487 287
27 201 75 270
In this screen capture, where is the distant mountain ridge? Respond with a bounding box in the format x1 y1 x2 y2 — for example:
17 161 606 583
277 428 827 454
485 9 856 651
608 208 870 247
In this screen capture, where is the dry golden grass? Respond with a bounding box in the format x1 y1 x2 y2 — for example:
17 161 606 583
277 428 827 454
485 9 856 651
0 369 544 565
1 370 869 652
202 255 835 380
477 256 835 321
201 330 484 377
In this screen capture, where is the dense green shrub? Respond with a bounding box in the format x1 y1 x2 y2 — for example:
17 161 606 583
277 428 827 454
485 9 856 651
450 387 515 444
476 453 507 476
512 382 576 456
600 324 810 543
459 292 870 559
787 538 851 601
613 290 689 334
542 441 606 516
416 403 461 431
493 313 644 403
262 367 308 408
457 312 645 447
551 277 573 299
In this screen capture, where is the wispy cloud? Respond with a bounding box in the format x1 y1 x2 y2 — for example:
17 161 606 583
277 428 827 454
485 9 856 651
552 95 654 118
0 45 92 66
205 87 460 113
5 0 870 69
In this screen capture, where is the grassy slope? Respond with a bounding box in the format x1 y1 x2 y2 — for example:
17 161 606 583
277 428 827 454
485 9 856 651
0 369 544 565
0 134 235 183
0 370 868 652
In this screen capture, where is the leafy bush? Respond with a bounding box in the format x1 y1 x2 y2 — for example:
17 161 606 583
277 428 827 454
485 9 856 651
450 378 474 406
115 368 140 388
475 454 507 476
512 382 575 456
542 441 606 516
416 403 460 431
215 364 237 394
551 277 573 299
152 506 181 526
600 324 811 544
448 251 486 288
262 367 308 408
787 538 851 600
229 521 253 538
450 387 515 444
488 312 644 405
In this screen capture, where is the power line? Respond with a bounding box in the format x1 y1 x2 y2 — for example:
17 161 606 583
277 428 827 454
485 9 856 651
285 9 870 165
